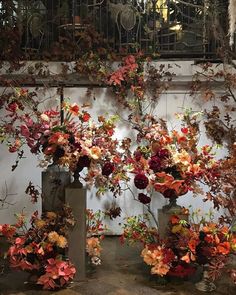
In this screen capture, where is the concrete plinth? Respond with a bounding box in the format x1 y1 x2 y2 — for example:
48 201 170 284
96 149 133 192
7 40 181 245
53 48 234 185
65 180 87 281
158 209 189 239
42 166 71 212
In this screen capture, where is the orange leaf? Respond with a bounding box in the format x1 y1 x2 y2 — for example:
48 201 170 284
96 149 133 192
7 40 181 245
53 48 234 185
217 242 230 255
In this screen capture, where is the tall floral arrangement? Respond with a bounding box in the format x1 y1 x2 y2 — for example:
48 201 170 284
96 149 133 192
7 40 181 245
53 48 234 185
0 90 127 195
120 111 220 225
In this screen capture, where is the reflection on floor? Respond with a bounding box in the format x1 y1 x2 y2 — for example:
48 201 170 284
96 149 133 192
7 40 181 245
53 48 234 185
0 237 235 295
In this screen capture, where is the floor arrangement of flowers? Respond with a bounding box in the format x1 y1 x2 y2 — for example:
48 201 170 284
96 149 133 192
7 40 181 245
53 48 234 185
0 237 235 295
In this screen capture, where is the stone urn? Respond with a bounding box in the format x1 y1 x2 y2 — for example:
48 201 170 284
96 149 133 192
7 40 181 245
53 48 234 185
158 191 188 239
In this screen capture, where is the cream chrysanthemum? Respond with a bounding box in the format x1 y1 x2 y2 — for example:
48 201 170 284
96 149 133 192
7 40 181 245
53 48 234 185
46 212 57 220
35 219 46 229
56 235 68 248
48 231 59 243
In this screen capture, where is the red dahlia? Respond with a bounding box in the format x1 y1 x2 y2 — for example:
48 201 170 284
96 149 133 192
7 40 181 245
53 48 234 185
163 189 177 199
149 156 161 172
76 155 91 172
134 174 149 189
102 162 115 176
134 150 142 161
138 193 151 204
157 148 170 159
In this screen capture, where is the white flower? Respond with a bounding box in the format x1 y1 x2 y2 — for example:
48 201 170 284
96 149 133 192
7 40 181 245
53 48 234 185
40 113 50 122
91 256 101 265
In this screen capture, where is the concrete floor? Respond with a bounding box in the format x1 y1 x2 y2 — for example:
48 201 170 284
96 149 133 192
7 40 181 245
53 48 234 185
0 237 235 295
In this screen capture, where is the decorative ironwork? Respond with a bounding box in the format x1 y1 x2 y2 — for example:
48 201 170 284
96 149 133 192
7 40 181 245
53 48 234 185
0 0 230 59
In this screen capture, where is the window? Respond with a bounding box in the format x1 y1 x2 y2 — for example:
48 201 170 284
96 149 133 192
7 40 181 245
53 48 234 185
0 0 230 59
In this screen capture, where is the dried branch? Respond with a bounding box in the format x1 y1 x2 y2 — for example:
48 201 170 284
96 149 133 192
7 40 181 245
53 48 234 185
0 182 16 209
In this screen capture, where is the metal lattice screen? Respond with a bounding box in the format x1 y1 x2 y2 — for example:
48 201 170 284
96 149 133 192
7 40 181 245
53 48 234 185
0 0 230 59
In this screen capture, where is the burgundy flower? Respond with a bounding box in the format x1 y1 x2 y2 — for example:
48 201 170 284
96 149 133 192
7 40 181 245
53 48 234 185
134 173 149 189
134 150 142 161
163 189 177 199
105 206 121 220
157 148 170 159
53 147 65 162
7 101 19 112
149 156 161 172
138 193 151 204
168 264 196 278
69 135 82 152
30 144 40 154
165 166 181 179
102 162 115 176
76 155 91 172
68 135 75 145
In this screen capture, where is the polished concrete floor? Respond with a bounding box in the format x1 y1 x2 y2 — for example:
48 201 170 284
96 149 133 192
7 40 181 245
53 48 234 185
0 237 235 295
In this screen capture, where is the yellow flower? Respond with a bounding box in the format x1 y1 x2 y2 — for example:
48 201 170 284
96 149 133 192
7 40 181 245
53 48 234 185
173 150 191 166
40 113 50 122
48 231 59 243
86 237 101 257
89 146 102 160
35 219 46 229
46 212 57 220
57 235 68 248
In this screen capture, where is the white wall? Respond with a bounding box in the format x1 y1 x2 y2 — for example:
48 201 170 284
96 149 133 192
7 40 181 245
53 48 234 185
0 61 230 234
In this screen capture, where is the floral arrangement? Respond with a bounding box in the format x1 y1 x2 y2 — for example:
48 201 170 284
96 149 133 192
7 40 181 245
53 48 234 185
0 207 106 290
86 209 106 266
122 111 220 214
108 53 145 109
121 212 236 282
0 91 127 196
120 214 158 246
0 206 76 290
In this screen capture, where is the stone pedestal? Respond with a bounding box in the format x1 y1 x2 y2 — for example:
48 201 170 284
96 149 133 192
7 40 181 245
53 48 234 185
158 208 189 239
65 180 87 281
42 165 71 212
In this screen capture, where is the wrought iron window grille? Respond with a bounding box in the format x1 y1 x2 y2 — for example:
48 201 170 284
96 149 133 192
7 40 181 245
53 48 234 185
0 0 232 59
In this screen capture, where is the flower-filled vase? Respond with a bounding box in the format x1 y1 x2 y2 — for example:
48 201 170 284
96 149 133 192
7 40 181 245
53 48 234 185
195 264 216 292
162 186 189 212
158 190 188 239
162 196 182 214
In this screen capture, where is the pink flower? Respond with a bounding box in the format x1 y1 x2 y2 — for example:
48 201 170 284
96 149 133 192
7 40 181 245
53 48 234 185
37 273 57 290
6 102 19 113
20 125 30 137
37 258 76 290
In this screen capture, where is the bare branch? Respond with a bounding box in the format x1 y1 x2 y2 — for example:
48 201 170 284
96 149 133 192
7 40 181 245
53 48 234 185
0 182 16 209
